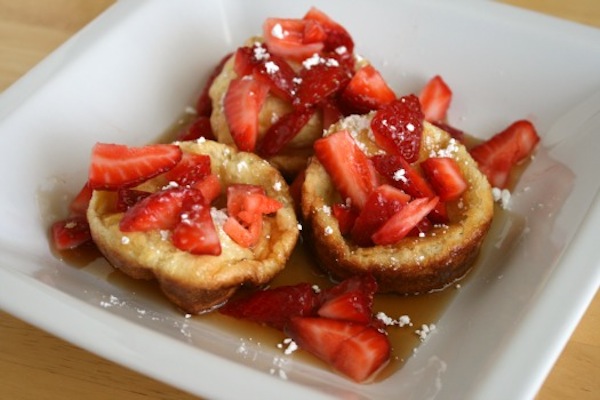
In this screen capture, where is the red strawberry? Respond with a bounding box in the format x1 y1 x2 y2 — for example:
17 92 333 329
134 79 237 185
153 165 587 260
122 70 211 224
163 152 211 187
372 197 439 245
419 75 452 122
314 130 378 210
219 283 319 330
469 120 540 188
370 95 424 163
116 188 151 212
371 153 434 199
196 53 232 117
320 98 344 129
263 18 324 61
172 201 221 255
226 184 266 217
317 275 378 324
340 64 396 114
176 116 215 142
51 216 92 250
191 173 222 204
286 317 390 382
350 185 410 247
257 107 316 157
319 274 378 304
69 182 93 216
223 216 262 248
332 202 358 235
421 157 468 201
223 77 270 152
303 7 354 53
302 18 327 44
294 60 352 109
88 143 182 191
119 187 204 232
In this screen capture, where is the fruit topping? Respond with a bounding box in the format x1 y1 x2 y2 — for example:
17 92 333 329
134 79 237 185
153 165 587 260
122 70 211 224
88 143 182 190
418 75 452 123
263 18 325 61
293 57 352 109
196 53 232 117
51 216 92 250
340 64 396 114
172 200 222 256
420 157 468 201
257 107 316 158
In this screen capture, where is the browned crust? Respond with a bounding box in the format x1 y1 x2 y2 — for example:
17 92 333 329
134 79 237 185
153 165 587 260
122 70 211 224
88 140 299 313
301 119 494 294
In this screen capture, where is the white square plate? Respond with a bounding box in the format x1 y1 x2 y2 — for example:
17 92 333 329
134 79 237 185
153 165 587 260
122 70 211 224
1 1 599 398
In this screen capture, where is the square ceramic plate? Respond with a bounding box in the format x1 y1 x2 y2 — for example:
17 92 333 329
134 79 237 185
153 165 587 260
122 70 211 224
1 0 599 398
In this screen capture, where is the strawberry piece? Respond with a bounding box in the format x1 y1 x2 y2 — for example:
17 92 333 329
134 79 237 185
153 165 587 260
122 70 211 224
286 317 390 382
223 77 270 152
223 216 262 248
370 95 424 163
314 130 378 210
257 107 316 157
51 216 92 250
469 120 540 188
317 274 378 324
372 197 440 245
421 157 468 201
69 182 93 216
226 184 266 217
163 152 211 187
172 201 221 255
319 273 378 304
340 65 396 114
196 53 232 117
88 143 182 191
332 202 358 235
419 75 452 123
320 97 344 129
303 19 327 44
263 18 324 61
294 60 352 109
176 116 215 142
350 185 410 247
303 7 354 53
119 187 204 232
191 173 221 204
432 121 465 143
240 193 283 218
116 188 151 212
219 283 319 330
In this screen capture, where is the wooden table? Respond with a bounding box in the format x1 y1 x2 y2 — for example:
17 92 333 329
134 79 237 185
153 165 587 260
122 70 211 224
0 1 598 399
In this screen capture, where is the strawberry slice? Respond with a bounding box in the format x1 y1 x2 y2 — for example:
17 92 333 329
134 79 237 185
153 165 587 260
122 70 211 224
420 157 468 201
163 152 211 187
350 185 410 247
370 95 424 163
303 7 354 53
320 97 344 130
294 59 352 109
340 64 396 114
219 283 319 330
332 202 359 235
116 188 151 212
257 107 316 157
172 201 221 255
418 75 452 123
372 197 439 245
69 182 93 216
176 116 215 142
51 216 92 250
223 77 270 152
226 184 267 217
263 18 324 61
223 216 262 248
196 53 232 117
119 187 204 232
469 120 540 188
317 274 378 324
88 143 182 191
191 173 222 204
286 317 390 382
314 130 378 210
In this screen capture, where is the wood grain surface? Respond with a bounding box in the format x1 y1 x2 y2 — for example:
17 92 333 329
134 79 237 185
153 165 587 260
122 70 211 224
0 1 598 399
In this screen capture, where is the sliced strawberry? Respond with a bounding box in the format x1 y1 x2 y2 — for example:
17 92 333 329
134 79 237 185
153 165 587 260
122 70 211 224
240 193 283 218
226 184 266 217
332 202 359 235
88 143 182 191
303 7 354 53
51 216 92 250
176 116 215 142
172 201 221 255
314 130 378 210
116 188 151 212
286 317 390 382
320 97 344 129
163 152 211 187
263 18 324 61
223 215 262 248
319 273 378 304
257 107 316 157
340 65 396 114
69 182 93 216
317 275 378 324
432 121 465 143
196 52 232 117
469 120 540 188
419 75 452 123
294 59 352 109
421 157 467 201
119 187 204 232
191 173 221 204
219 283 319 330
303 18 327 44
223 77 270 152
350 185 410 247
370 95 424 163
371 197 439 245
